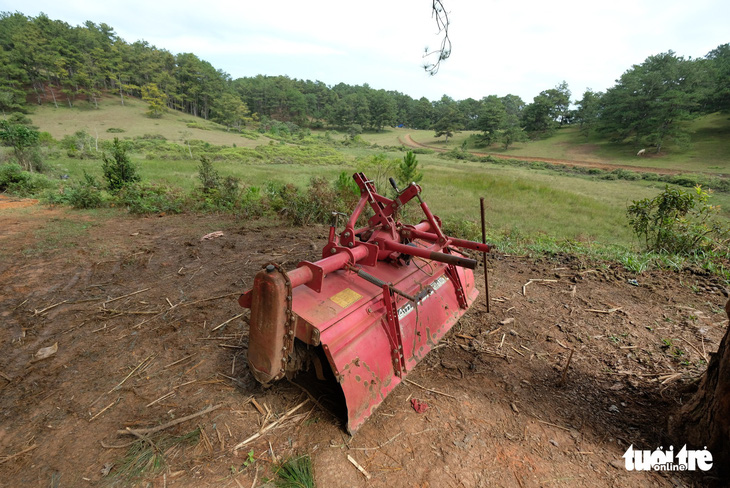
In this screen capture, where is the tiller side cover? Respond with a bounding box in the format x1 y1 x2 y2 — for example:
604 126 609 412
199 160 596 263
239 173 492 433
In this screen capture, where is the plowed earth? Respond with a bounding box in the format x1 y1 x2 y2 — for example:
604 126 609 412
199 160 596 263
1 196 728 487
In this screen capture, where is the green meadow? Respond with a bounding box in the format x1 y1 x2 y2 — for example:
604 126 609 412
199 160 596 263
10 96 730 263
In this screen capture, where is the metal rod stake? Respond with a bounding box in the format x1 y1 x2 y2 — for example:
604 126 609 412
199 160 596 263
480 197 490 313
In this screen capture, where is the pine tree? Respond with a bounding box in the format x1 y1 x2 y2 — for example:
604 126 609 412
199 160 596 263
396 151 423 187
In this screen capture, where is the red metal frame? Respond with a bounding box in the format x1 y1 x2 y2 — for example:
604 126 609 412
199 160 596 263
239 172 492 432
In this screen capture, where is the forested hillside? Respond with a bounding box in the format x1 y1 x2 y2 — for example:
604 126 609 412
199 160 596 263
1 12 728 152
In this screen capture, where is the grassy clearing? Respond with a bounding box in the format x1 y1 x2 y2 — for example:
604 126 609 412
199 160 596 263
417 158 657 245
28 94 267 148
405 115 730 175
48 156 353 191
42 142 730 249
8 96 728 283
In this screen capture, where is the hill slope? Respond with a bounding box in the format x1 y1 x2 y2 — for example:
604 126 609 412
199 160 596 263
27 94 266 148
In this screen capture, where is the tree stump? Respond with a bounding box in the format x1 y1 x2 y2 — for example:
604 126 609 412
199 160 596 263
669 299 730 478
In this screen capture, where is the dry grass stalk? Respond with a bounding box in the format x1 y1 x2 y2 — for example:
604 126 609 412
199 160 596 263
117 404 222 436
250 398 266 416
90 398 118 422
522 279 558 296
659 373 683 384
0 444 37 465
33 300 68 316
677 337 709 363
404 378 456 399
103 287 150 305
212 313 245 332
181 292 239 307
233 400 309 451
183 360 204 376
146 391 175 408
163 355 194 370
347 454 372 480
348 432 403 451
585 307 622 314
199 426 214 454
110 355 154 393
536 419 572 432
100 308 160 315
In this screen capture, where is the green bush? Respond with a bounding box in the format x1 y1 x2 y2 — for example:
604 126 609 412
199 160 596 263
65 173 105 209
265 176 358 226
60 130 99 159
0 162 54 196
186 122 209 130
0 120 42 171
45 173 105 209
102 138 141 192
627 185 729 255
396 151 423 187
115 183 184 214
197 156 221 194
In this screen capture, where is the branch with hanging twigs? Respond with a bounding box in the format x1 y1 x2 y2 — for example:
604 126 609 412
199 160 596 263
423 0 451 75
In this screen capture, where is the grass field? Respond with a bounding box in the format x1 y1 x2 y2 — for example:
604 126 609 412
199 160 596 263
397 114 730 175
29 95 267 148
9 97 730 255
44 147 730 249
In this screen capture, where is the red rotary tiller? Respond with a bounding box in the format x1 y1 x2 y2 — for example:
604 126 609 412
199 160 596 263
239 172 492 433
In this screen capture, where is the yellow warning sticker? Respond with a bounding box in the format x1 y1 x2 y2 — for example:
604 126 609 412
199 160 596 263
330 288 362 309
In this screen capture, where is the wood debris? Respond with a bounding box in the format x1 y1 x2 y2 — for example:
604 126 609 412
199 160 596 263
347 454 372 480
233 400 308 451
522 279 558 296
118 404 222 436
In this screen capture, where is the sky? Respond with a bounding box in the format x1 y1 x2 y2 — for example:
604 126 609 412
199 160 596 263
4 0 730 103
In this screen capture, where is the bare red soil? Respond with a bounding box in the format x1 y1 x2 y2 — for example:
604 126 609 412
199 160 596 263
1 199 728 487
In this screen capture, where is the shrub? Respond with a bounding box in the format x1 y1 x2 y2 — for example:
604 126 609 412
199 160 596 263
265 176 358 226
396 151 423 187
334 171 360 208
102 138 141 192
60 130 99 159
627 185 729 255
0 162 54 195
197 156 221 194
186 122 209 130
0 120 42 171
115 183 184 214
46 172 105 209
68 173 105 208
356 153 398 191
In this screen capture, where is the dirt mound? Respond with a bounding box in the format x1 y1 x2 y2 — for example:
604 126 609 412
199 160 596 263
0 208 727 487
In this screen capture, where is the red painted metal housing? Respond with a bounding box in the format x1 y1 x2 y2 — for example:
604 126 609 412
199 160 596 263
239 173 490 433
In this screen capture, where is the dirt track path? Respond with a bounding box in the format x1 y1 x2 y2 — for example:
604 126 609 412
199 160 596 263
400 134 683 175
